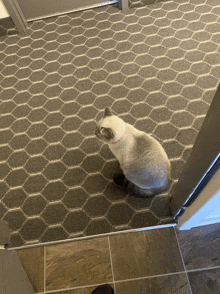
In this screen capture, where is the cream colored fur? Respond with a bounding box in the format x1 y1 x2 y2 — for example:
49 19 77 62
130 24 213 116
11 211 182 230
95 108 171 193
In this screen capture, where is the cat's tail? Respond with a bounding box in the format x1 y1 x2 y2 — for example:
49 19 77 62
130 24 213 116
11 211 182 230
113 173 171 197
126 180 158 197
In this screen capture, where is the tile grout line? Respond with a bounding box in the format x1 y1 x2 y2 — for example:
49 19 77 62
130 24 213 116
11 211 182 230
36 230 220 294
42 271 197 294
11 224 176 251
186 265 220 273
108 236 116 294
43 283 113 294
44 245 46 294
113 270 186 284
173 227 193 294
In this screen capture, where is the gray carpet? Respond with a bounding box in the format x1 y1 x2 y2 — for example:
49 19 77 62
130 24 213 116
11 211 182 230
0 0 220 248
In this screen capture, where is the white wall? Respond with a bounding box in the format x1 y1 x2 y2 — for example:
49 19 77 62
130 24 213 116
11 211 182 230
0 0 9 18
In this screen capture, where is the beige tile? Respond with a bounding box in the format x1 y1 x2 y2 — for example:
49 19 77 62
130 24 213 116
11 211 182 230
115 273 191 294
16 246 44 293
45 237 113 291
109 227 184 281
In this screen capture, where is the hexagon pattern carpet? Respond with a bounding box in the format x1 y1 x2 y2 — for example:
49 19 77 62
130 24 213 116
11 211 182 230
0 0 220 248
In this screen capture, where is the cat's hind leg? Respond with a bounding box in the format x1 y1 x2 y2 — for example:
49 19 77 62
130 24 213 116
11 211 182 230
123 178 156 197
113 174 155 197
113 175 153 197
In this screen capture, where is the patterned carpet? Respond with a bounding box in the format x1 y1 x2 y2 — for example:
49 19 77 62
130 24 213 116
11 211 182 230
0 0 220 248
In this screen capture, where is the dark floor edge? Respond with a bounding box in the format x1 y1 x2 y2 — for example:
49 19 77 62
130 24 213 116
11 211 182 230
9 223 176 251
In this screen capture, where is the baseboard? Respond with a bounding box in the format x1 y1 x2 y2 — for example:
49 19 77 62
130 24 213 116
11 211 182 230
129 0 169 8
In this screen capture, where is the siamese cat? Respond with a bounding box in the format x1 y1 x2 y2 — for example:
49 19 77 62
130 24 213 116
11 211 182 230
95 107 171 197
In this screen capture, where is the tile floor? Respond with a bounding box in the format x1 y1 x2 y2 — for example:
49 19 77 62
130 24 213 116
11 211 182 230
0 0 220 248
14 222 220 294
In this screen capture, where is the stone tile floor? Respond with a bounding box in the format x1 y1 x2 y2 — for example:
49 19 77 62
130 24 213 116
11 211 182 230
0 0 220 248
14 223 220 294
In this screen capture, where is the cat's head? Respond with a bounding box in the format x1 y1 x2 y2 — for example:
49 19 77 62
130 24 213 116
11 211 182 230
95 107 126 144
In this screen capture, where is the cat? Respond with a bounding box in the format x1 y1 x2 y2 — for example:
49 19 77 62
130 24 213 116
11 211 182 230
95 107 171 197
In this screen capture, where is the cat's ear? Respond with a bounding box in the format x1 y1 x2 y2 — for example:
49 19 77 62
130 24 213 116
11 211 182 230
104 107 113 117
101 127 114 139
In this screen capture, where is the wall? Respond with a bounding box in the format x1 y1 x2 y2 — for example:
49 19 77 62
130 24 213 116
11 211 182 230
0 0 9 18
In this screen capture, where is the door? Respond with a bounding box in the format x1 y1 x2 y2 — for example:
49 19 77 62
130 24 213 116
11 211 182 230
170 83 220 230
13 0 118 21
177 163 220 230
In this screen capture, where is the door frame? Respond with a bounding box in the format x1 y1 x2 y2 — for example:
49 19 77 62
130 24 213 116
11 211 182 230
170 83 220 225
2 0 28 32
2 0 128 32
177 164 220 230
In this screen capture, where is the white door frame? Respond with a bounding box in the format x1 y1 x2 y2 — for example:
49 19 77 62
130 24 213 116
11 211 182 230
170 83 220 228
178 163 220 230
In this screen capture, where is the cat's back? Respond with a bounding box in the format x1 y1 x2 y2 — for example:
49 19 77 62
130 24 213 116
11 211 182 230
125 126 171 189
128 125 168 163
